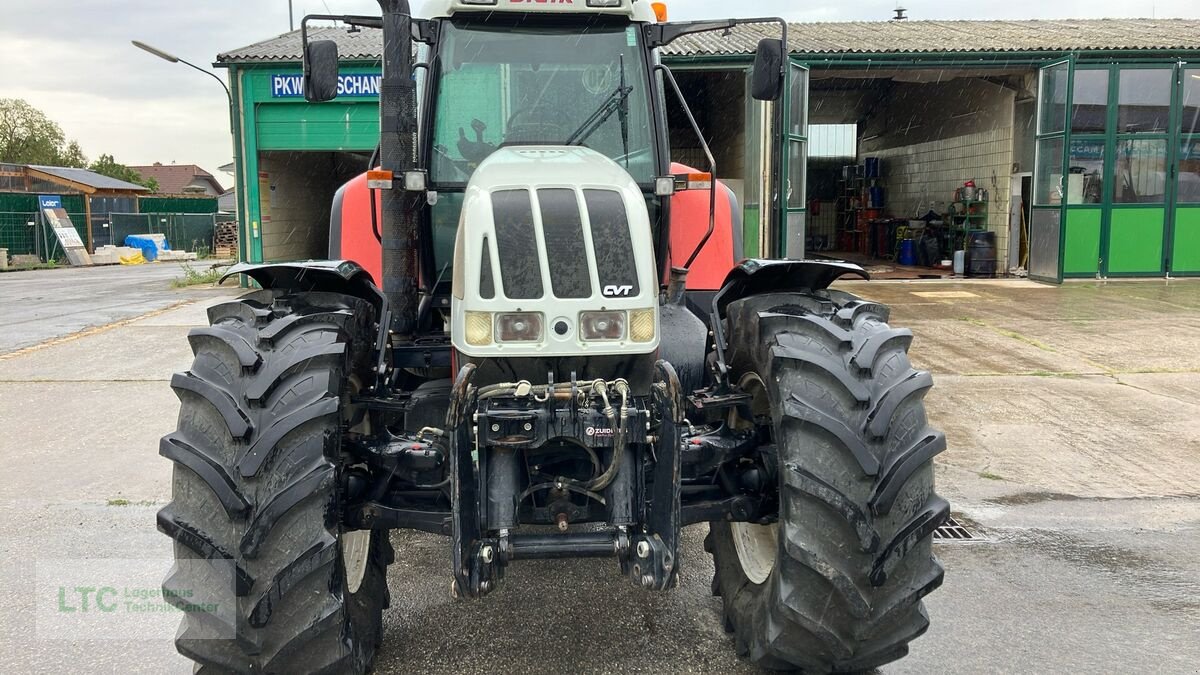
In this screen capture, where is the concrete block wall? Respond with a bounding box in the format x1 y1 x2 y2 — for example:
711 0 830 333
858 77 1019 270
869 127 1014 268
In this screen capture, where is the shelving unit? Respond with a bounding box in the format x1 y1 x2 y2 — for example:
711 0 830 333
947 199 988 251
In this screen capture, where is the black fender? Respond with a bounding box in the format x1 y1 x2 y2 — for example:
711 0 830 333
712 259 868 317
221 260 386 312
709 259 869 386
223 260 392 388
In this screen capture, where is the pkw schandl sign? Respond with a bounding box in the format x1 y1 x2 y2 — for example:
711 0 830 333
270 73 381 98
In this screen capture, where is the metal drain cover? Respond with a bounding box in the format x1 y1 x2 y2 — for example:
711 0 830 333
933 516 980 542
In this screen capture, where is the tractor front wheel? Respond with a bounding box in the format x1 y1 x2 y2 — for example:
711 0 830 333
707 291 948 672
158 290 390 673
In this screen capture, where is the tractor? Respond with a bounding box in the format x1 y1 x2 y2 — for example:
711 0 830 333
158 0 949 672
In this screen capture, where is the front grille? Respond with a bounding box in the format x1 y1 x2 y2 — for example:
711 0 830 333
538 188 592 299
584 189 639 298
491 189 543 300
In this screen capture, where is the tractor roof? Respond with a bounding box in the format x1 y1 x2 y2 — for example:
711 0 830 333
418 0 656 22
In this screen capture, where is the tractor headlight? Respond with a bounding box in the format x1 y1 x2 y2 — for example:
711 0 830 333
465 311 493 346
629 308 656 343
580 311 625 341
496 312 543 342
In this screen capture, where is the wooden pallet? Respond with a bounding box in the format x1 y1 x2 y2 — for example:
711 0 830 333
213 222 239 259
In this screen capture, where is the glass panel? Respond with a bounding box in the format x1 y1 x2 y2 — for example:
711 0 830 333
431 23 656 184
1180 137 1200 203
1066 139 1105 204
787 141 806 208
785 211 806 259
1114 138 1168 204
788 66 807 137
1183 68 1200 135
1117 68 1171 134
1037 62 1069 135
1071 69 1108 134
1029 208 1062 281
1034 137 1065 205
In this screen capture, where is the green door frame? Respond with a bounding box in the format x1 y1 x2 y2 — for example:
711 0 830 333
1104 62 1176 277
1175 64 1200 276
1030 56 1076 284
1062 61 1185 278
777 59 809 259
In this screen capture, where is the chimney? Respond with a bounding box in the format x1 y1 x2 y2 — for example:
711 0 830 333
893 7 908 20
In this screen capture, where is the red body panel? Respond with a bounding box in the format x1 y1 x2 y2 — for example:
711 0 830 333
333 171 384 283
666 162 741 291
332 161 741 292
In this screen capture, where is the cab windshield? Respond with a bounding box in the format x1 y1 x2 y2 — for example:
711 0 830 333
430 20 657 186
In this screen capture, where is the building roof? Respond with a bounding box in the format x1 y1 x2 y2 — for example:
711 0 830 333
216 18 1200 63
26 165 149 192
128 163 225 196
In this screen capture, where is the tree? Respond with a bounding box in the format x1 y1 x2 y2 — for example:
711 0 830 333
0 98 87 167
88 153 159 192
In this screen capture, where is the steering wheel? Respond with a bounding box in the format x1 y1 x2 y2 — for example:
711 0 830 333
505 103 567 144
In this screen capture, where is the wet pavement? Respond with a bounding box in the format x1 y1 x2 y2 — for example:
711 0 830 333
0 272 1197 673
0 262 231 355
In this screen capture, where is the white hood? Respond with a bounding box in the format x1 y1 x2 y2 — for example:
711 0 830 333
450 146 660 358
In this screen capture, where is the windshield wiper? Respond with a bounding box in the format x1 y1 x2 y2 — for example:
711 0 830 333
566 55 632 155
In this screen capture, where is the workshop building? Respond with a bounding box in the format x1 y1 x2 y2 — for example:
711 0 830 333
216 18 1200 280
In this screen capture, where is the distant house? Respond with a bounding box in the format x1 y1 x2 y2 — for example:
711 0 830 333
128 162 225 197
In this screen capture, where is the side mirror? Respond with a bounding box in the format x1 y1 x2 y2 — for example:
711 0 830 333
304 40 340 102
750 38 785 101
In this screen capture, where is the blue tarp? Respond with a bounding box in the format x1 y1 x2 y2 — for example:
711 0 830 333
124 234 170 262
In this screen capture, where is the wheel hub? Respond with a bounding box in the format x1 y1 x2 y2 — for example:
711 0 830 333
730 371 778 585
342 530 372 594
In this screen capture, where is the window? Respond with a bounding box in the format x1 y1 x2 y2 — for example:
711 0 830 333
1067 139 1105 204
1113 139 1167 204
808 124 857 158
1034 137 1065 205
1180 138 1200 203
1071 69 1109 134
1037 62 1069 135
1182 68 1200 135
431 21 655 185
1117 68 1172 134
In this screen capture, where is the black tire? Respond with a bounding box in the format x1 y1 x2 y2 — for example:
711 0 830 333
707 290 948 672
158 290 391 674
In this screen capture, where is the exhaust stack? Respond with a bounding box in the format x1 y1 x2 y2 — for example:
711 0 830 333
378 0 419 336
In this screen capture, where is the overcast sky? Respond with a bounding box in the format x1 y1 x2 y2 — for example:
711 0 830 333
2 0 1198 182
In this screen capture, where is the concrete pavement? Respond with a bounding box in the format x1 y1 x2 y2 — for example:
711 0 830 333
0 270 1197 673
0 262 234 354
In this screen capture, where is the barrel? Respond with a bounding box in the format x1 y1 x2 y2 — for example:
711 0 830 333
966 231 997 278
868 186 885 208
898 239 917 266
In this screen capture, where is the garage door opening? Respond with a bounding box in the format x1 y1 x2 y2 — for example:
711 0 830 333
257 150 371 261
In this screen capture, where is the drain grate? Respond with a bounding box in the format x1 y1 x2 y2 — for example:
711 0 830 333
933 516 979 542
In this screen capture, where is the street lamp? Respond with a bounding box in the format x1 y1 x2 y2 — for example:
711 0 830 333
132 39 242 260
132 40 232 103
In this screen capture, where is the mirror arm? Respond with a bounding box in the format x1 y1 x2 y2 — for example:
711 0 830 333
655 64 717 272
644 20 735 48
